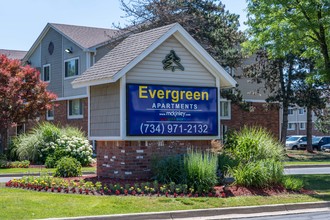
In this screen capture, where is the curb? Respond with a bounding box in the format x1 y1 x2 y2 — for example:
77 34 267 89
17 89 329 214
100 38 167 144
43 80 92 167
0 172 95 178
284 164 330 168
43 201 330 220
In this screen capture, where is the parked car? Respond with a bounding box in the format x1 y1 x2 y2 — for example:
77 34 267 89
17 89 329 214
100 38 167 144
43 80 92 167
321 143 330 152
298 136 321 150
313 136 330 151
285 135 307 150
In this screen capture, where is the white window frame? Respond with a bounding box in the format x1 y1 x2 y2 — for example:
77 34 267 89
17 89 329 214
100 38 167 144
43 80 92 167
46 106 54 121
43 64 51 82
68 99 83 119
288 108 294 115
288 123 295 130
299 122 306 130
64 57 79 79
298 108 304 115
220 100 231 120
16 123 26 135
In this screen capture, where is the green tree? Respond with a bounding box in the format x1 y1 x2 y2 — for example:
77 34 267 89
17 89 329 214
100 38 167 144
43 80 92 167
0 55 56 153
119 0 252 108
119 0 245 68
245 0 330 81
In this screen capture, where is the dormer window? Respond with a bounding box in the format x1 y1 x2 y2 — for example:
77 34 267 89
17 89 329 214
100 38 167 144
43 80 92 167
43 64 50 82
65 57 79 78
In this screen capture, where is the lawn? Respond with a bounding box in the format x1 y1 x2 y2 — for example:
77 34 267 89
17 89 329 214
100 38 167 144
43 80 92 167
291 174 330 194
283 150 330 166
0 166 96 175
0 174 329 220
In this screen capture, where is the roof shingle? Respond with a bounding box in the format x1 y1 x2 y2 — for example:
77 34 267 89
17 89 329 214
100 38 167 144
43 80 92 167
72 23 177 85
50 23 122 49
0 49 27 60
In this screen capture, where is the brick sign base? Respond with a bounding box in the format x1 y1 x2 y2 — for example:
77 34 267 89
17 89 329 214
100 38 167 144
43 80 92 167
96 140 212 180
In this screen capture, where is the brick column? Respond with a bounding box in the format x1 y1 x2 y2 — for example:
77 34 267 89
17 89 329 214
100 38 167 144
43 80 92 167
96 140 211 180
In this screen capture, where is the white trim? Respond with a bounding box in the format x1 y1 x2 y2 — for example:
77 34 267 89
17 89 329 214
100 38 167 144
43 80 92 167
288 108 294 115
216 77 221 139
67 99 84 119
220 100 231 120
172 27 236 88
298 108 305 115
42 64 51 82
16 123 26 135
243 99 267 103
89 136 219 141
64 57 79 78
56 94 87 101
72 24 237 89
299 122 306 130
46 106 54 121
287 122 296 130
86 52 91 69
88 86 91 139
120 75 126 139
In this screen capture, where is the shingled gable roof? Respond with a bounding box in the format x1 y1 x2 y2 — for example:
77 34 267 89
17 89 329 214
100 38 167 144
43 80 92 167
50 23 121 49
23 23 122 62
0 49 27 60
72 23 236 89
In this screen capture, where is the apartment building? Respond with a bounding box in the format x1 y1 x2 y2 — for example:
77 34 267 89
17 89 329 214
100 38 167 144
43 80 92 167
2 22 280 144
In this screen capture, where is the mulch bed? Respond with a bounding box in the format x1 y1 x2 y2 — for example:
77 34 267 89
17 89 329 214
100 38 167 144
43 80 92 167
63 174 316 197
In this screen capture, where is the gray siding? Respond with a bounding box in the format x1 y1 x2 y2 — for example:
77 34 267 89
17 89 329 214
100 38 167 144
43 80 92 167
29 45 41 68
90 81 120 137
234 55 271 101
95 44 112 63
63 37 87 97
126 36 216 87
41 28 63 97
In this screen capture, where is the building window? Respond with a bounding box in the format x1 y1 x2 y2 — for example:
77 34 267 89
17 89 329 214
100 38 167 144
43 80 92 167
298 108 304 115
65 58 79 78
288 108 294 115
68 99 83 119
46 106 54 121
299 122 306 130
16 124 25 135
220 101 230 119
43 64 50 82
288 123 295 130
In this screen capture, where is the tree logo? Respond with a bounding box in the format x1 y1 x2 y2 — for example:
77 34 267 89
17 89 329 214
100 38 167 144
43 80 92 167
162 50 184 72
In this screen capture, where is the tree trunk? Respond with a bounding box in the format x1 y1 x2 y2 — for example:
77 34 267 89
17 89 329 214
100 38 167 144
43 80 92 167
306 107 313 152
281 103 289 144
0 128 8 154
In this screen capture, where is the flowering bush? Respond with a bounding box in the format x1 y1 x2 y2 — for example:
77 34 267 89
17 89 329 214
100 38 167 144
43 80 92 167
42 135 94 167
5 176 221 197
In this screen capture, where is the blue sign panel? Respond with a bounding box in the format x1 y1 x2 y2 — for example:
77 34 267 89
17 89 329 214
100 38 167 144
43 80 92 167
127 84 218 136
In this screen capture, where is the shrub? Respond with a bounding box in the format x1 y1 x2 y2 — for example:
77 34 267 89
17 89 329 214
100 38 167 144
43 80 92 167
151 155 184 183
45 156 57 168
184 150 218 194
225 126 284 163
11 122 93 166
282 176 304 191
49 136 94 166
218 152 238 179
229 159 283 188
12 122 60 163
54 157 82 177
0 159 8 168
225 126 285 188
9 160 30 168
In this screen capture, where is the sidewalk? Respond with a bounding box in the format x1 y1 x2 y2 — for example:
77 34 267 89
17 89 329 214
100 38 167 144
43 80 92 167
45 201 330 220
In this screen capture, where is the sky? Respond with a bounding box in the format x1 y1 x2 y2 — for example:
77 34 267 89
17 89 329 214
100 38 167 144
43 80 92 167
0 0 247 51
